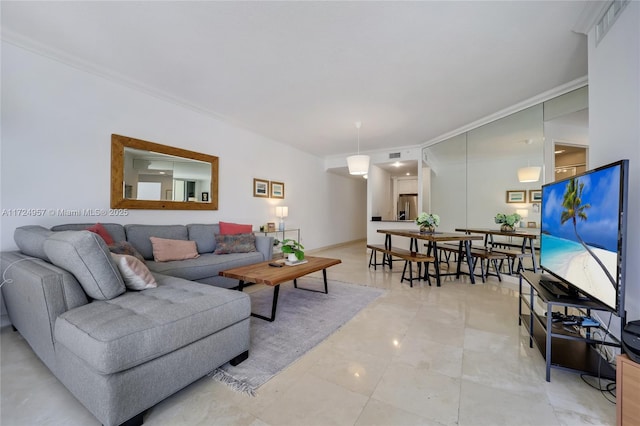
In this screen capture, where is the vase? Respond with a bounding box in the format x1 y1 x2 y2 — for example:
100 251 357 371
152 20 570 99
500 224 515 232
420 225 435 233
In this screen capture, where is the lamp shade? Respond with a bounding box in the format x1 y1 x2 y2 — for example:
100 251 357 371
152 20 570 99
347 155 370 175
276 206 288 218
517 166 541 183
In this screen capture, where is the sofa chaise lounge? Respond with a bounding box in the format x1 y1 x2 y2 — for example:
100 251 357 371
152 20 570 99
0 222 273 426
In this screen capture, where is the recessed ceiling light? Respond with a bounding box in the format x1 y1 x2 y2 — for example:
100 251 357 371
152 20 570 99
393 161 402 167
406 172 410 176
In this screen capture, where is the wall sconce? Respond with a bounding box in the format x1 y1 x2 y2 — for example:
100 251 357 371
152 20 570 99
275 206 288 231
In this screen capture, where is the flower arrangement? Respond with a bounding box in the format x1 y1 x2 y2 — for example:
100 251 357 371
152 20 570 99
494 213 521 231
416 212 440 231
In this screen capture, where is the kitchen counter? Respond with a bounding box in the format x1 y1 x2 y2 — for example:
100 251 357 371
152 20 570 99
371 220 415 223
368 220 419 246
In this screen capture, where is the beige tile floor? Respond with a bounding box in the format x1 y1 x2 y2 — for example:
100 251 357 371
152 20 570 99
1 241 617 425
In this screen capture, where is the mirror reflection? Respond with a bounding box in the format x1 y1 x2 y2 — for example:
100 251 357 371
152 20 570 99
124 148 212 202
111 134 218 210
423 133 467 231
422 87 587 232
466 104 543 228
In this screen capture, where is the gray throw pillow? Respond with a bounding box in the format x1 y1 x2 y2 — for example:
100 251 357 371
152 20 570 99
44 231 125 300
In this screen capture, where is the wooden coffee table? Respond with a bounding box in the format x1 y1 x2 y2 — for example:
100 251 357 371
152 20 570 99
219 256 342 321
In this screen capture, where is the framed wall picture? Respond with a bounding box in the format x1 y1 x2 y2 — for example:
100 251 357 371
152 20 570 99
201 192 209 202
253 178 269 198
506 190 526 203
270 181 285 199
529 189 542 203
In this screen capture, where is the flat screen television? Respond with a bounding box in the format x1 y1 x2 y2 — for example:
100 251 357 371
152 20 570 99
539 159 629 317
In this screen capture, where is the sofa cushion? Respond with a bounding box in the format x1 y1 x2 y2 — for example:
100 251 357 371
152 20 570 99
43 231 126 300
86 223 115 245
125 224 188 260
14 225 53 261
111 254 157 290
51 223 126 243
214 233 257 254
219 221 253 235
187 223 219 253
54 275 250 374
107 241 146 262
145 252 264 281
150 237 200 262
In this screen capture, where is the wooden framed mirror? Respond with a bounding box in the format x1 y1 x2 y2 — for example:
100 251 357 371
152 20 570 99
111 134 218 210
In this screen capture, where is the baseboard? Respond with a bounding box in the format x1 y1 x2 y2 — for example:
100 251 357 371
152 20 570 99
306 239 366 254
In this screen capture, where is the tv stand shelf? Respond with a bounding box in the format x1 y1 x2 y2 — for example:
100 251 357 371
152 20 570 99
519 271 621 382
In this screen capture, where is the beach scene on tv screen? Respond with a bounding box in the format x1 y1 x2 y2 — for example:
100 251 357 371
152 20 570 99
541 165 620 309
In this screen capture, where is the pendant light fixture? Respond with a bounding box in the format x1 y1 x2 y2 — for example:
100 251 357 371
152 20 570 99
517 139 541 183
517 166 542 182
347 121 370 175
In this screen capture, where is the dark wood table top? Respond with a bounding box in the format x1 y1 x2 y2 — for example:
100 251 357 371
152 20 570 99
377 229 483 242
455 227 539 239
219 256 341 286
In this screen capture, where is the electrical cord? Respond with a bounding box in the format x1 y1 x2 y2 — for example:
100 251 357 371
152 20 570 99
591 311 616 404
580 374 616 404
1 257 38 289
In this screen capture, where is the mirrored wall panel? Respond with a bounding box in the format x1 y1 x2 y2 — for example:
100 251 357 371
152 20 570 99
422 86 587 232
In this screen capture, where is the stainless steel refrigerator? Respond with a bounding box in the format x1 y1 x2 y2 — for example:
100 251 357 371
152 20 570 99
397 193 418 221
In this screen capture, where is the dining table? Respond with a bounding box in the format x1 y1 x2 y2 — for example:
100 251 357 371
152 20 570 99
377 229 483 286
455 227 539 272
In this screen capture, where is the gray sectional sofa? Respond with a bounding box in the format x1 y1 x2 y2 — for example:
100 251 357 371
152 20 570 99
0 223 273 426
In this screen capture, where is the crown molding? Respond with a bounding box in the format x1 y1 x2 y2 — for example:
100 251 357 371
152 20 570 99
572 1 610 35
1 29 247 129
421 76 589 147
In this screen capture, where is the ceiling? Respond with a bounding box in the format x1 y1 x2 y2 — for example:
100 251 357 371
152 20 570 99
2 1 593 158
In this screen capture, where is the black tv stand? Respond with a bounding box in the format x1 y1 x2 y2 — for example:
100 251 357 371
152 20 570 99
519 271 621 382
538 278 579 299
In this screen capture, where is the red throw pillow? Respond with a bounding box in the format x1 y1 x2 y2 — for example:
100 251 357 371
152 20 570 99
86 223 115 245
219 221 253 235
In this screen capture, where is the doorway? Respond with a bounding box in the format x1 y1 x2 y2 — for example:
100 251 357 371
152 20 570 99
554 143 587 181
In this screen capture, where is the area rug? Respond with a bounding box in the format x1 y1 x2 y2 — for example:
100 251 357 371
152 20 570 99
210 277 385 395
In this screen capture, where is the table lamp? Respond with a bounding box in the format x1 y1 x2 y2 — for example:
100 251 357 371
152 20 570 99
276 206 288 231
516 209 528 228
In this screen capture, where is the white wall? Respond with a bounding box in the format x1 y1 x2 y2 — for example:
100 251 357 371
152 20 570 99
588 2 640 329
368 165 393 220
0 42 366 252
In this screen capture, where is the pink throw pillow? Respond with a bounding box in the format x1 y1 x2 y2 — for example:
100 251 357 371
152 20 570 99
111 253 157 290
86 223 115 245
219 221 253 235
149 237 200 262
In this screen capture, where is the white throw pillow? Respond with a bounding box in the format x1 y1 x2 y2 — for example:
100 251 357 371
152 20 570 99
111 253 157 290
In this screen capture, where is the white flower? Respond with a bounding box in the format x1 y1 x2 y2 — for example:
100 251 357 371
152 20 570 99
416 212 440 227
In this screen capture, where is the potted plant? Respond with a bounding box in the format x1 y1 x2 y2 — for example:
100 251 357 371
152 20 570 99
416 212 440 233
494 213 521 232
280 239 305 262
